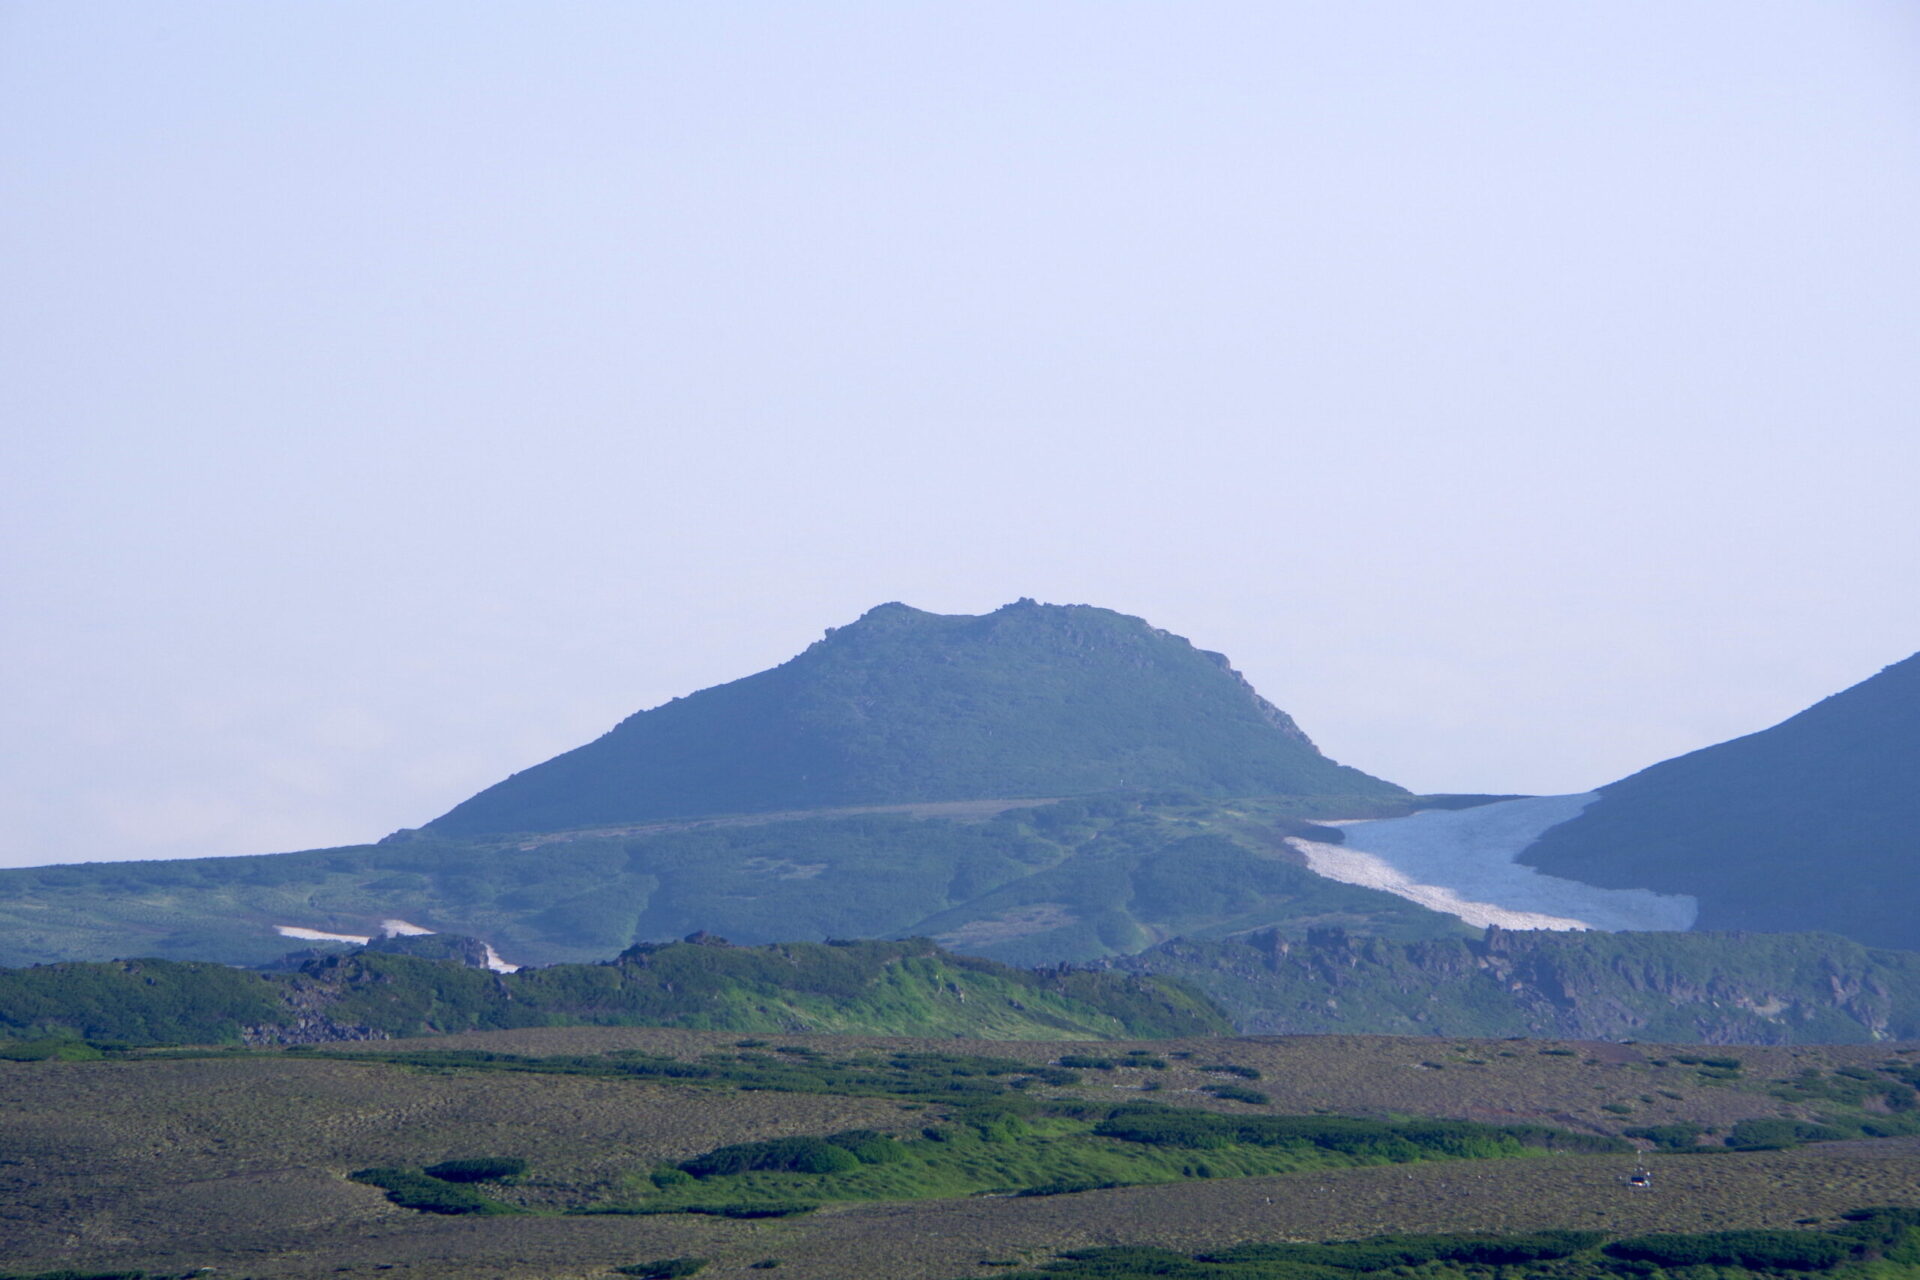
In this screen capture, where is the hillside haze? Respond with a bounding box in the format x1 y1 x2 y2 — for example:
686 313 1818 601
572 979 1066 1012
1520 651 1920 950
428 599 1404 836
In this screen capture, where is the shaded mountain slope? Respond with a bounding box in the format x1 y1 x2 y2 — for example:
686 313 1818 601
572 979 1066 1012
1519 652 1920 949
426 599 1403 837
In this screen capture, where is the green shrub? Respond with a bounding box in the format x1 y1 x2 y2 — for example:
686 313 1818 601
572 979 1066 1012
1092 1108 1623 1158
1213 1228 1606 1270
1673 1054 1744 1071
1203 1084 1270 1105
1058 1055 1117 1070
421 1157 526 1182
1836 1206 1920 1251
1623 1121 1704 1150
685 1202 815 1218
347 1167 513 1215
614 1258 706 1278
1727 1118 1848 1151
1604 1228 1854 1269
0 1038 107 1062
679 1128 905 1178
824 1129 904 1164
1014 1179 1128 1197
680 1137 859 1178
1200 1063 1261 1079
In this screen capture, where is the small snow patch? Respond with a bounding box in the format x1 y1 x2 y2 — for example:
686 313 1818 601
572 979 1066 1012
380 918 434 936
481 944 520 974
274 926 372 945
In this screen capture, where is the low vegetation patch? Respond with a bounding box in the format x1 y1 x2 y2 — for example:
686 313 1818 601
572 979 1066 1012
347 1166 518 1215
614 1259 706 1279
1090 1107 1625 1157
420 1156 526 1182
586 1101 1623 1217
289 1042 1085 1104
976 1209 1920 1278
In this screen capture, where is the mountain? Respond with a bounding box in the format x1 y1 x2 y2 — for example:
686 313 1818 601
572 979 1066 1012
1122 925 1920 1044
0 601 1431 968
1518 652 1920 950
426 599 1404 837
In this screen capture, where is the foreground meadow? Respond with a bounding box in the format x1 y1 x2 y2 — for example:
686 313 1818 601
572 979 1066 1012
3 1027 1919 1279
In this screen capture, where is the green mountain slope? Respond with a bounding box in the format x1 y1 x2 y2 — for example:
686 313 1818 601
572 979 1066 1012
0 938 1229 1046
1122 925 1920 1043
0 796 1462 969
16 922 1920 1049
426 599 1404 837
1519 652 1920 950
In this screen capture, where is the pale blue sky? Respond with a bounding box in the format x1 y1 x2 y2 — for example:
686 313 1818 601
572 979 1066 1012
4 2 1917 867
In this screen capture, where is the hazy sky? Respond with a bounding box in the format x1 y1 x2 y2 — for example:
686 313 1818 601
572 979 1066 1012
4 2 1918 869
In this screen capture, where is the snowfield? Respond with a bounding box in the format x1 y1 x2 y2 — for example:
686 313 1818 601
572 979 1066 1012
273 925 370 945
1285 793 1697 933
272 920 520 972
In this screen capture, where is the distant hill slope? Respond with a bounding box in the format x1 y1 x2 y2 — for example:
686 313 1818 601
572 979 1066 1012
1122 925 1920 1043
0 938 1229 1046
0 796 1463 969
426 599 1404 837
1519 652 1920 950
16 922 1920 1048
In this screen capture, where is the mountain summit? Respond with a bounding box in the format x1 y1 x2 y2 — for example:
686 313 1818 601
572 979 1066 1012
426 600 1404 836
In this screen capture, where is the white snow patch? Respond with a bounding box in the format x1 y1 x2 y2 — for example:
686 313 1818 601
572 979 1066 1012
277 918 519 972
274 925 371 945
1288 794 1697 933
